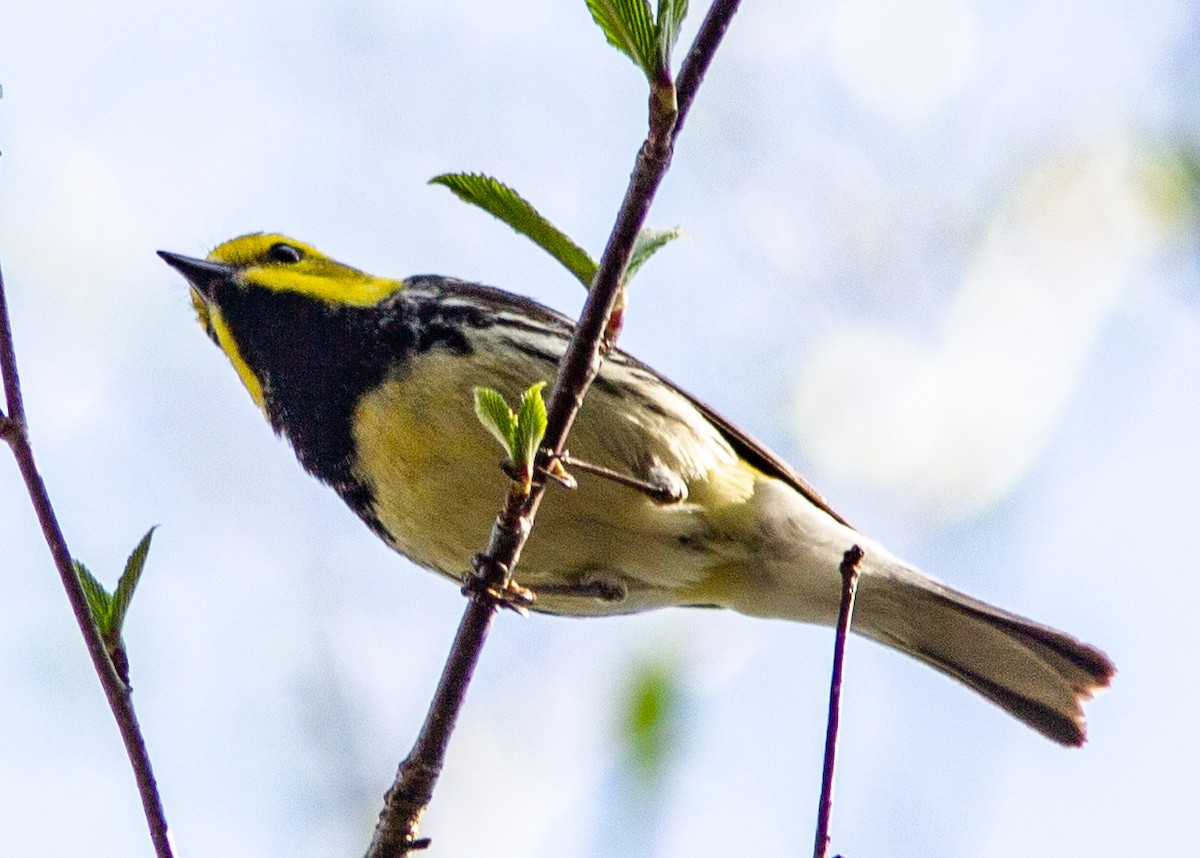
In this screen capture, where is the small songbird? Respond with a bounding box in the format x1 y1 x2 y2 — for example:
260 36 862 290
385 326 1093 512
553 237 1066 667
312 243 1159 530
160 233 1114 745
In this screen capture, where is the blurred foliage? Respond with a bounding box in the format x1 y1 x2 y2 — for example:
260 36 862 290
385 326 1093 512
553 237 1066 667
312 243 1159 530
1139 142 1200 232
618 653 684 786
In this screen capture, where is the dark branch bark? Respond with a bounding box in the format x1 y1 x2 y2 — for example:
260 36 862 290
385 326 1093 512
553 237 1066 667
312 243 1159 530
365 3 744 855
813 545 864 858
0 260 175 857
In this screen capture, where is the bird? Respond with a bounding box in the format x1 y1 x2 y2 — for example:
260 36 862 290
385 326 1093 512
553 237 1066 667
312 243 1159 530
159 232 1113 746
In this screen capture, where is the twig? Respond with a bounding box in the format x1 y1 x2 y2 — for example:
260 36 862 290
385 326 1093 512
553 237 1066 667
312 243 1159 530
813 545 865 858
556 452 683 503
543 0 744 451
364 484 531 857
0 260 175 857
362 587 495 856
364 2 744 855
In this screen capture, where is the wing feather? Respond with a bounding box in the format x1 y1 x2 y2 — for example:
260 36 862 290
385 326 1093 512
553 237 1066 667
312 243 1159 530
403 276 854 528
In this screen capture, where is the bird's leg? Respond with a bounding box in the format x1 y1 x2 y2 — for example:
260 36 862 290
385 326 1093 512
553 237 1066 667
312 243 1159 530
545 450 686 504
529 572 629 603
499 450 684 504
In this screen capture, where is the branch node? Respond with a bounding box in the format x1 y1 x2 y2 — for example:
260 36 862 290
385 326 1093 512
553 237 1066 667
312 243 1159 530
538 452 579 490
0 414 24 444
840 544 864 581
601 286 628 349
463 556 535 615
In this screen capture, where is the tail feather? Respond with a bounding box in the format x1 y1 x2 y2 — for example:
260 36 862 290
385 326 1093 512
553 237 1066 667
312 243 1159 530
856 564 1115 746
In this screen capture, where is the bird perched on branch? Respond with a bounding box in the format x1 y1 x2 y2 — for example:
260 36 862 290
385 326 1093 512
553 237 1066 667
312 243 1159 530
161 233 1113 745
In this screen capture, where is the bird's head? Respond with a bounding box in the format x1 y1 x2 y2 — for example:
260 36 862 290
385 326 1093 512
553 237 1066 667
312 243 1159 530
158 233 403 409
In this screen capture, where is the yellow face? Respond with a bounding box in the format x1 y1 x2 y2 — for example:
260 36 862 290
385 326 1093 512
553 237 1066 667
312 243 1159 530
200 293 267 409
182 233 405 411
207 233 403 306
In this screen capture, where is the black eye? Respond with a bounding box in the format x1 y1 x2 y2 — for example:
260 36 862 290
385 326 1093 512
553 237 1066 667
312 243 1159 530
267 242 303 264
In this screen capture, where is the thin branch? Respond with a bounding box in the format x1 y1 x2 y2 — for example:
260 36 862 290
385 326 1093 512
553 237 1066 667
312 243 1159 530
675 0 741 135
364 483 531 857
0 260 175 858
363 588 496 856
0 265 25 427
542 0 744 455
813 545 864 858
365 2 744 855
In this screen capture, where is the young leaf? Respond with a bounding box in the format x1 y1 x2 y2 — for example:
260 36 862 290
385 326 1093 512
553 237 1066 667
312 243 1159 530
587 0 659 79
111 527 156 635
625 226 684 283
74 560 114 633
431 173 598 288
474 386 518 458
513 382 549 472
655 0 689 72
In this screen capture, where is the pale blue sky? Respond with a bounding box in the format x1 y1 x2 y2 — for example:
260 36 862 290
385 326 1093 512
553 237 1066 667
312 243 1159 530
1 1 1197 856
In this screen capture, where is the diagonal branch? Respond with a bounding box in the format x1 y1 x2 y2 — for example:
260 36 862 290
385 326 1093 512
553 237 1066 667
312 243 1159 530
0 261 175 858
364 2 744 855
813 545 864 858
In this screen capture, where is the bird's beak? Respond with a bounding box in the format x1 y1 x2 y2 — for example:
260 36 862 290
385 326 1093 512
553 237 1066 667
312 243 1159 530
157 251 237 298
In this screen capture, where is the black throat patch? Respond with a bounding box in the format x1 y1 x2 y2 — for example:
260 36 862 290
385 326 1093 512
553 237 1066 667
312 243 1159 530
212 279 480 538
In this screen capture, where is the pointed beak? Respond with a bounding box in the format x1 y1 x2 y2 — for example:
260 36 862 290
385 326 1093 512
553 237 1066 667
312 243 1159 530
157 251 237 298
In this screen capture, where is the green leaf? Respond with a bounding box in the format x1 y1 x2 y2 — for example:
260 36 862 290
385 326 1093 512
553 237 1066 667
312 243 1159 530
111 527 156 635
431 173 598 288
474 386 518 458
587 0 659 79
512 382 549 471
74 560 114 632
625 226 684 283
655 0 689 72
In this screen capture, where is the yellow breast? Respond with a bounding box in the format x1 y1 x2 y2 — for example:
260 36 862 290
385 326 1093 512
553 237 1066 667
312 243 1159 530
349 346 759 615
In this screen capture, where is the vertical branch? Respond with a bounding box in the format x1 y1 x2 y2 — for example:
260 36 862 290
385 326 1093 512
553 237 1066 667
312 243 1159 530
365 2 744 855
0 261 175 858
542 0 742 454
813 545 864 858
0 264 26 426
674 0 741 134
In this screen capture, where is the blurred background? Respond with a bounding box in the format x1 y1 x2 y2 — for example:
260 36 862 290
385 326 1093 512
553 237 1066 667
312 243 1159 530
1 0 1197 855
